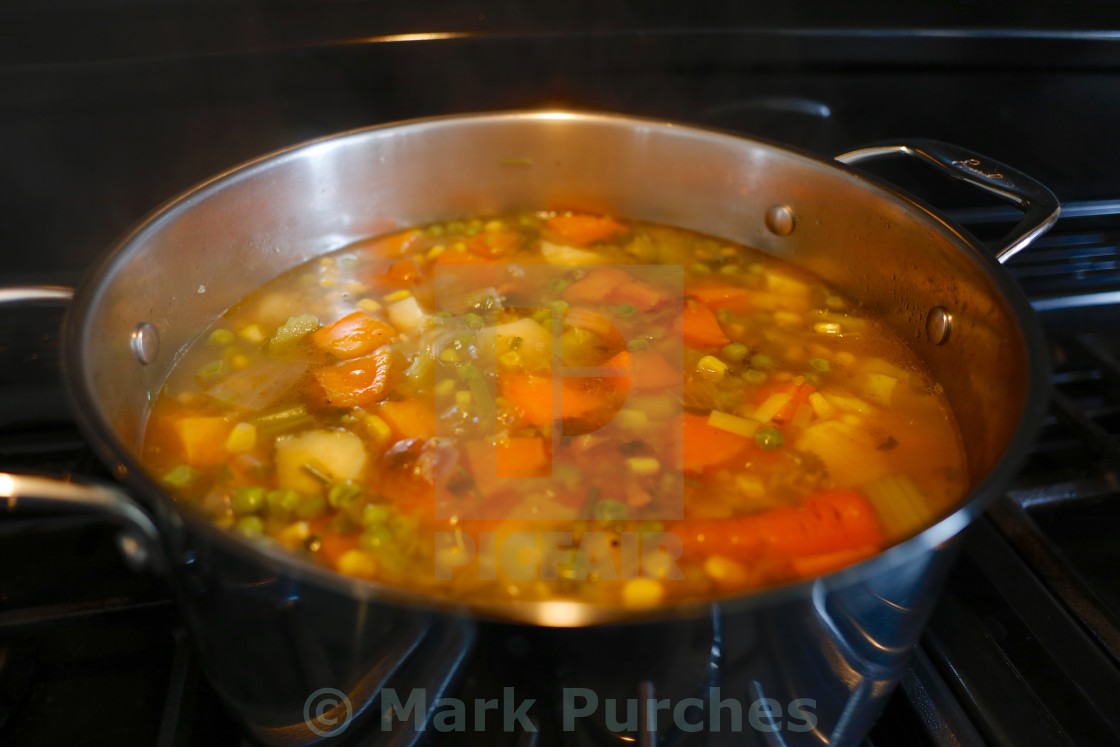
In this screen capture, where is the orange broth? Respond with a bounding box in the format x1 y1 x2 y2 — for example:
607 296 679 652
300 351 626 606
142 212 967 609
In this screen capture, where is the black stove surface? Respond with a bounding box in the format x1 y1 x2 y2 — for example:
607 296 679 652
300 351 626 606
3 4 1120 746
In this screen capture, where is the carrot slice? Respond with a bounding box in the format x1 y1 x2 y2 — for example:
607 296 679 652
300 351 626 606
377 399 436 439
564 268 633 306
630 351 680 391
545 214 628 247
309 348 395 408
676 489 884 562
681 412 751 472
495 437 551 478
380 258 420 287
689 283 751 314
500 374 620 428
311 312 396 360
613 280 668 311
466 230 523 258
680 298 730 349
500 374 555 427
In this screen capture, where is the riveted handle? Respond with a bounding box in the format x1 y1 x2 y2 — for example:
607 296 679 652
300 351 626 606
836 140 1060 263
1 472 163 573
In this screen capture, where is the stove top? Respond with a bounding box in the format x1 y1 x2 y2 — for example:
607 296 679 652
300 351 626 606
3 5 1120 746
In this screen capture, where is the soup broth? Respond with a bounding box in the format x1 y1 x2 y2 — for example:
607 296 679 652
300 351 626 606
142 212 967 609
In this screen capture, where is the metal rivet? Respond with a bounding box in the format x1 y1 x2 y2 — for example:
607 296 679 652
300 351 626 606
926 307 953 345
130 322 160 365
764 204 796 236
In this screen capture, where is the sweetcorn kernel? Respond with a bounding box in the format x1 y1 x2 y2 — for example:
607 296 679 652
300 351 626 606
622 578 664 608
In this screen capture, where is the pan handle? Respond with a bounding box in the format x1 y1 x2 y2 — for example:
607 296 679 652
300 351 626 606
0 285 76 304
0 472 164 573
835 139 1060 263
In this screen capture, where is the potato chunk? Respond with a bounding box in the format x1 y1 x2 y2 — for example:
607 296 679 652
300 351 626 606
274 429 367 494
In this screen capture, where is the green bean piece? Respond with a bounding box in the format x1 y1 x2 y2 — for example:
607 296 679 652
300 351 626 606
755 427 784 450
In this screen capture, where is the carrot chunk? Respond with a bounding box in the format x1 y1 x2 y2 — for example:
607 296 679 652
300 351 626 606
613 280 668 311
564 268 633 305
676 489 885 564
495 437 551 478
377 399 436 439
380 258 420 287
545 214 628 247
311 311 396 360
689 283 752 314
681 412 751 472
630 351 680 391
309 348 395 408
680 298 730 349
466 229 523 258
171 416 231 466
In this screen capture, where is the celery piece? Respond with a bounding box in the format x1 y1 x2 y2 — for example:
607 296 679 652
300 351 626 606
708 410 760 439
269 314 320 351
864 475 932 538
252 405 313 436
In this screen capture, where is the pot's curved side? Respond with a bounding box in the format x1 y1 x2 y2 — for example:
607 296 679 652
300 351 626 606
57 111 1052 745
165 506 966 746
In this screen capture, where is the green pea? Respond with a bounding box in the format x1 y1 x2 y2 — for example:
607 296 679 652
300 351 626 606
616 303 636 317
809 357 831 372
627 338 650 351
266 489 301 513
235 515 265 537
208 328 235 346
231 486 266 516
548 278 570 294
361 503 392 527
742 369 768 384
463 312 484 329
593 499 629 522
750 353 775 371
162 465 196 488
721 342 749 362
690 262 712 275
296 494 327 520
359 525 394 552
755 427 784 450
195 360 225 383
328 481 364 508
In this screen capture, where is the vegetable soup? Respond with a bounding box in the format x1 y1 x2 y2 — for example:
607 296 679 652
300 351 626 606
142 212 967 609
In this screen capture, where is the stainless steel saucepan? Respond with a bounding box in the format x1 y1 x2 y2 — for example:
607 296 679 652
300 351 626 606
0 111 1058 745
